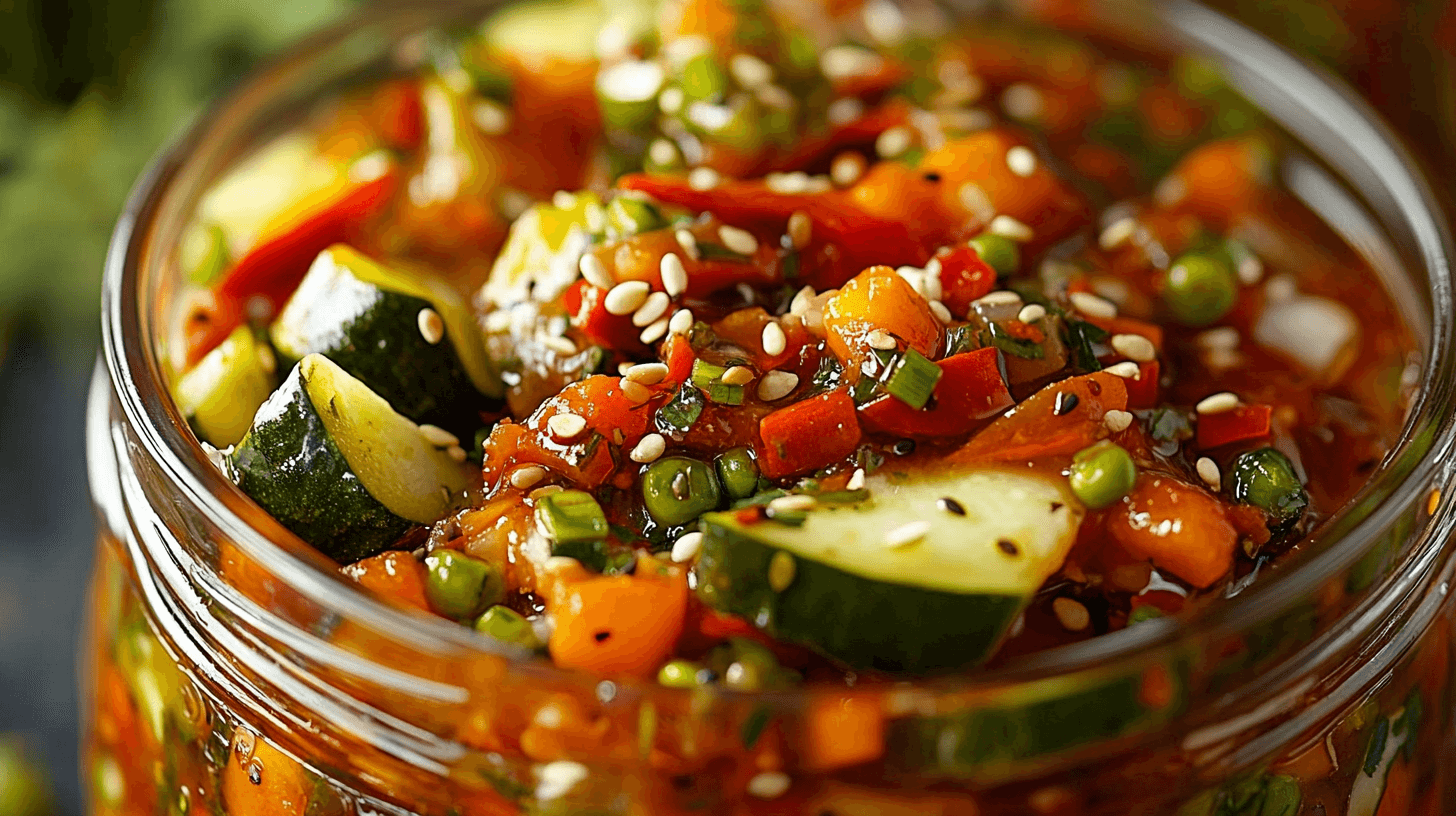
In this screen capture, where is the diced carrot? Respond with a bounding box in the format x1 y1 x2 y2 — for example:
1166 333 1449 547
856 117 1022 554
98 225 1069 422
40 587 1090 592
222 737 311 816
950 371 1128 466
1165 135 1273 229
805 694 884 771
822 265 944 373
1084 314 1165 351
757 390 862 479
859 347 1012 438
341 551 432 614
1106 474 1237 589
662 334 697 384
1196 403 1272 449
547 566 688 677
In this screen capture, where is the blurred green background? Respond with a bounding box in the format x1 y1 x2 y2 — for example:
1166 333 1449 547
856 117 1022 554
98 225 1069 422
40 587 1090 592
0 0 1450 814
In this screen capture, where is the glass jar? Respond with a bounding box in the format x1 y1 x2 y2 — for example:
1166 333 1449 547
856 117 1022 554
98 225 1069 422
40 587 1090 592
83 1 1456 814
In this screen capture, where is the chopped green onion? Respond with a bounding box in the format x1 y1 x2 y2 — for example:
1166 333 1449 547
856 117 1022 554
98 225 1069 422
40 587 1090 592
535 489 608 544
424 551 503 620
691 359 728 390
706 381 745 405
678 53 728 102
655 385 705 435
813 489 869 504
883 349 942 409
969 233 1021 276
730 488 788 510
606 197 664 237
982 324 1044 360
1062 318 1107 373
688 321 717 349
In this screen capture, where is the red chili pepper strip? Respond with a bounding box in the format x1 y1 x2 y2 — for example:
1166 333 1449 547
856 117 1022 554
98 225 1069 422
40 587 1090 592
950 370 1129 466
757 390 862 479
859 348 1013 438
662 334 697 384
1196 403 1273 449
1125 360 1160 410
935 245 998 316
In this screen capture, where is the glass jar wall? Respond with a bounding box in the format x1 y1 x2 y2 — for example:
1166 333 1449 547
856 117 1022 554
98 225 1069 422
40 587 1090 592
84 1 1456 814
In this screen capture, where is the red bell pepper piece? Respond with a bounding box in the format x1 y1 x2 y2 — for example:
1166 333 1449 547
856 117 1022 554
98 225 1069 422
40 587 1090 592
1125 360 1160 410
371 79 423 152
757 390 862 479
950 370 1129 466
859 347 1013 438
570 281 650 354
1196 403 1272 449
662 334 696 384
935 245 998 317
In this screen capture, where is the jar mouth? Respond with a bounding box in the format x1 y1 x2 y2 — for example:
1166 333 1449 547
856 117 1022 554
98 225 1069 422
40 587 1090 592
99 0 1456 701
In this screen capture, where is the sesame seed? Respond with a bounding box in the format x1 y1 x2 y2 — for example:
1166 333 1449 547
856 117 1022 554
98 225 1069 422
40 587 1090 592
1017 303 1046 323
620 379 651 404
769 494 816 512
1104 361 1141 379
1265 274 1298 303
647 138 680 168
658 86 685 114
875 126 913 159
446 445 467 462
826 96 866 126
1197 457 1222 490
988 214 1035 242
1153 175 1187 206
1098 217 1137 250
418 424 459 447
688 166 721 191
1110 333 1157 363
929 299 953 324
510 465 547 489
884 520 930 548
721 365 755 386
747 771 791 800
957 182 997 222
757 370 799 401
846 468 866 491
789 285 816 315
1196 392 1241 415
624 362 669 384
1002 82 1045 120
630 433 666 464
669 308 694 335
537 761 589 801
667 235 699 268
1053 392 1080 416
552 190 578 210
718 225 759 255
1053 597 1090 632
729 53 774 89
865 329 897 350
670 531 704 563
547 412 588 441
976 290 1023 308
765 171 810 195
937 497 966 516
472 100 511 136
768 551 796 591
787 211 812 249
1006 145 1037 177
761 321 788 356
639 317 670 344
1198 327 1241 350
484 309 513 333
1069 291 1118 320
821 44 883 80
1103 409 1134 433
1237 255 1264 285
830 151 867 187
604 281 650 315
417 308 445 345
579 253 613 289
632 291 671 327
544 335 579 356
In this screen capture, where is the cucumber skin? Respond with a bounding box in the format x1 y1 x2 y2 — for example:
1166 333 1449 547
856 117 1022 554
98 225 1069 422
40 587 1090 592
228 367 411 563
696 516 1022 674
272 282 482 435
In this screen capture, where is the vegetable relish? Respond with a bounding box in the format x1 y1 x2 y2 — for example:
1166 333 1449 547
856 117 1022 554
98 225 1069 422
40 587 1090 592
172 0 1414 689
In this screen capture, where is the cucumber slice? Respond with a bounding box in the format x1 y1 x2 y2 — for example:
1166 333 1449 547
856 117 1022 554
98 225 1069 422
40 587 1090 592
483 192 602 308
195 132 336 256
695 469 1084 673
228 354 469 562
482 0 655 64
174 325 277 447
270 245 502 432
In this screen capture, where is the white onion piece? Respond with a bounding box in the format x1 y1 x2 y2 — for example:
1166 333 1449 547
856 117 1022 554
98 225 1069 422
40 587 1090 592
1253 293 1359 380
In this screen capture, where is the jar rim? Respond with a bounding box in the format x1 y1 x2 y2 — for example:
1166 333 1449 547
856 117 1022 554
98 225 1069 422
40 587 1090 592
98 0 1456 704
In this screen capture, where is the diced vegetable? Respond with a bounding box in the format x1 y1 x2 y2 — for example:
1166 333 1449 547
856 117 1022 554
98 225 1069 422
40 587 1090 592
483 191 602 307
424 550 504 620
1162 250 1237 326
174 325 277 447
758 390 862 478
1228 447 1308 530
473 606 541 650
1254 293 1360 380
859 347 1013 438
694 468 1084 673
535 489 609 544
1068 441 1137 509
823 265 944 372
968 233 1020 277
228 355 469 562
1106 474 1236 588
716 447 761 501
547 565 688 677
1196 403 1272 449
951 371 1128 465
883 349 943 409
642 457 722 526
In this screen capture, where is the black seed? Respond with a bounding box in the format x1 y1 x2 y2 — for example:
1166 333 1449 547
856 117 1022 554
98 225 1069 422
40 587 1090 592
248 764 262 785
937 497 966 516
1054 392 1080 416
997 539 1020 556
594 630 612 642
1050 502 1064 512
922 172 942 183
893 439 916 455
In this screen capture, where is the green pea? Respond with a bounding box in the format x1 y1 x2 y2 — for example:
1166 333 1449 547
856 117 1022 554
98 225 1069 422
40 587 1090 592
679 53 728 102
1163 251 1237 326
1068 441 1137 509
606 197 665 237
723 638 780 691
596 59 666 132
473 605 539 649
424 550 503 620
969 233 1021 276
716 447 761 501
657 659 704 688
1127 604 1164 625
1229 447 1308 527
642 456 722 526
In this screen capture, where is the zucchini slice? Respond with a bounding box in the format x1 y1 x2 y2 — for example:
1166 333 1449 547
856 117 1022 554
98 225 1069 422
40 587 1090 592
228 354 470 562
270 245 502 433
483 192 602 308
694 469 1084 674
174 325 277 447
